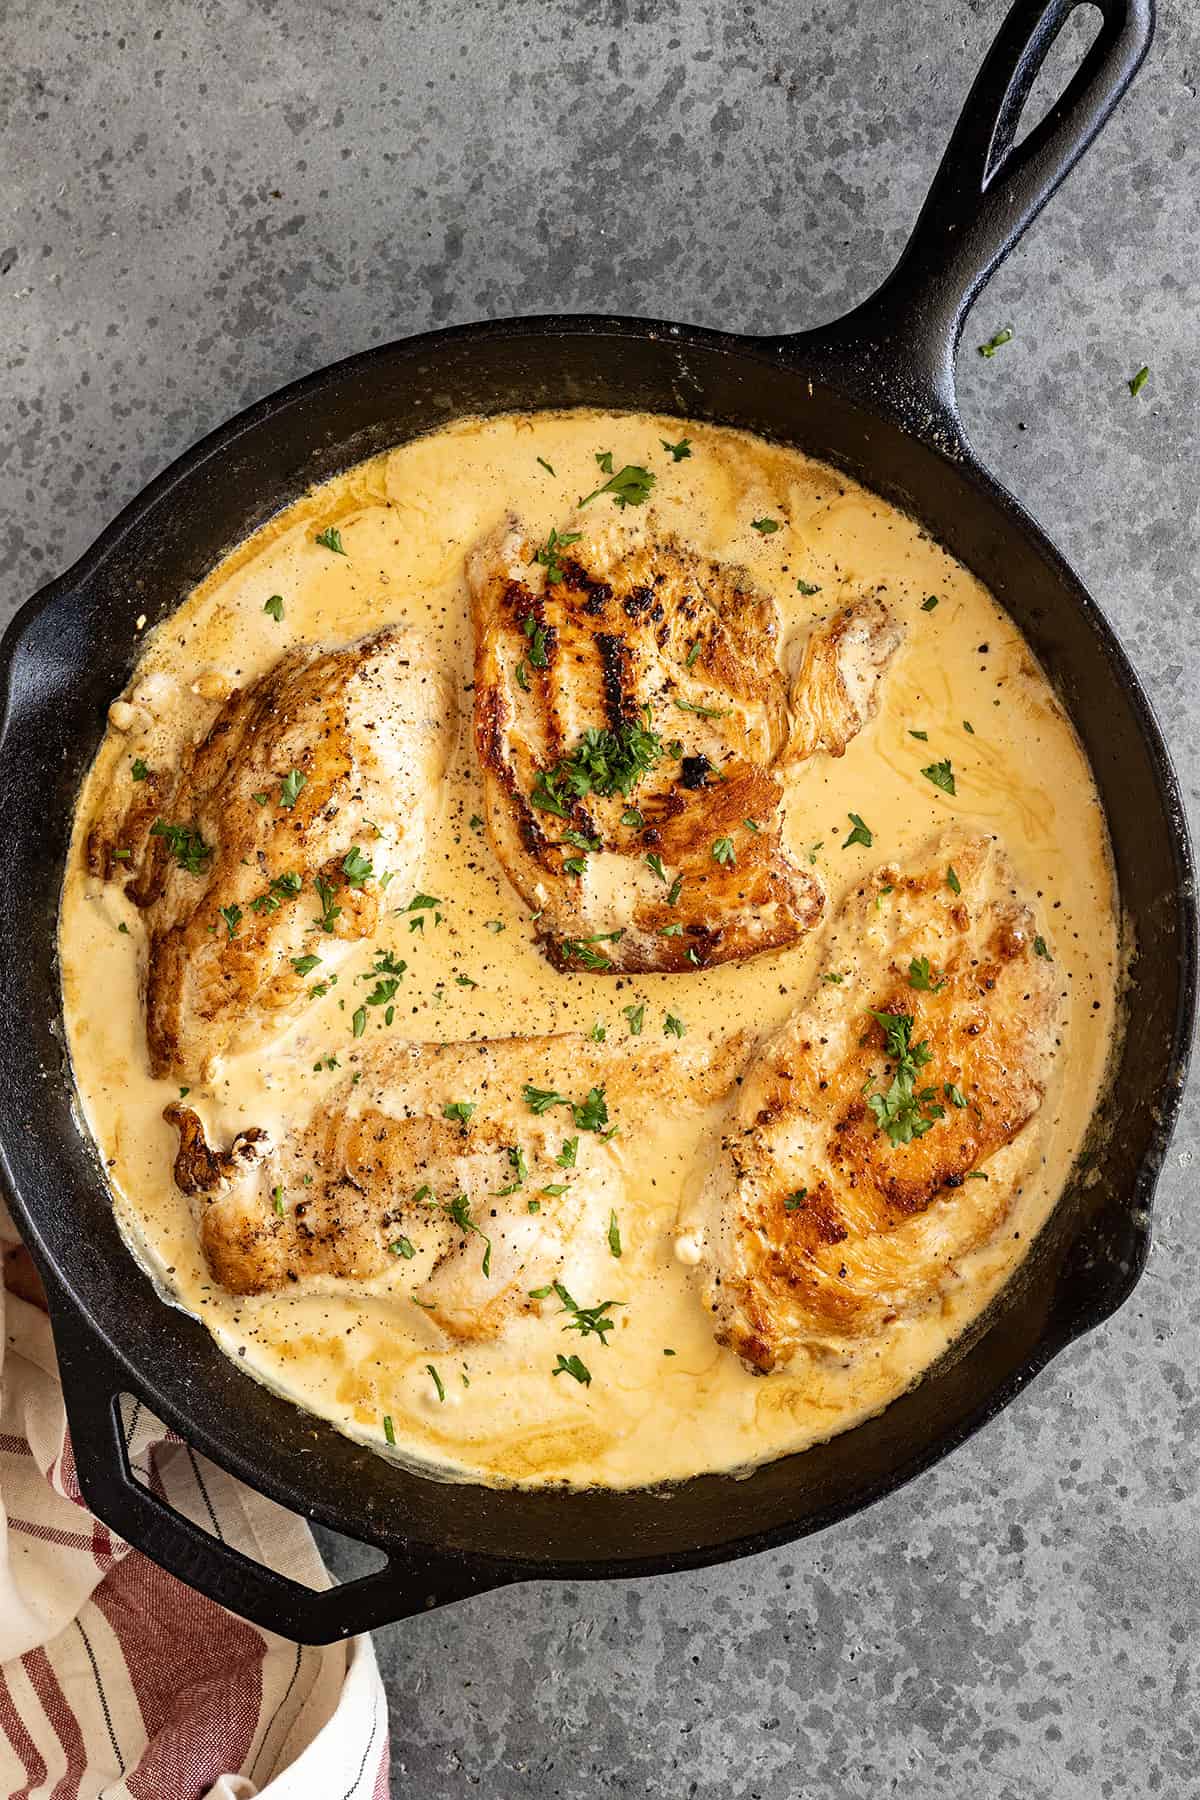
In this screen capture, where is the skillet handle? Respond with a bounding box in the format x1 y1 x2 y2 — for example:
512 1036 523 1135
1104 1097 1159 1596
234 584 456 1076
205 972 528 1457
796 0 1154 405
49 1295 510 1644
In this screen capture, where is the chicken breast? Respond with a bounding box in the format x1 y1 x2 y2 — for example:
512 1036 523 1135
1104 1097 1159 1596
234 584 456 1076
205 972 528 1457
166 1030 752 1345
688 828 1063 1372
88 627 453 1082
469 514 901 974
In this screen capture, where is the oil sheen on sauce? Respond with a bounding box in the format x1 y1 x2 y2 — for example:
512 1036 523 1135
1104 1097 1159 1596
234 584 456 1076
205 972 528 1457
58 412 1119 1490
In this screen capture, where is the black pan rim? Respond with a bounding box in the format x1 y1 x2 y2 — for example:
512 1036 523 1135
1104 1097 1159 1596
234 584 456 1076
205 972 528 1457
0 310 1195 1584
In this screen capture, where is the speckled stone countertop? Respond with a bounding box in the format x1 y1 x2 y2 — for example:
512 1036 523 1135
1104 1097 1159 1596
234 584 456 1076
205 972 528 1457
3 3 1197 1794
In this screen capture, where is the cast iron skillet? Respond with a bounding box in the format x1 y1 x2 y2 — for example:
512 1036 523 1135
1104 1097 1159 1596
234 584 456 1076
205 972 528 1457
0 0 1192 1645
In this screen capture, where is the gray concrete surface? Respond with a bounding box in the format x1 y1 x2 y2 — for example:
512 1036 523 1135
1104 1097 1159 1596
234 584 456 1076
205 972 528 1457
3 1 1198 1794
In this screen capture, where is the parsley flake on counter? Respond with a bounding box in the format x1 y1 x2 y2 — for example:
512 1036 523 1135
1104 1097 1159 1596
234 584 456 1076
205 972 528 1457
977 325 1013 358
315 526 346 554
1128 364 1150 397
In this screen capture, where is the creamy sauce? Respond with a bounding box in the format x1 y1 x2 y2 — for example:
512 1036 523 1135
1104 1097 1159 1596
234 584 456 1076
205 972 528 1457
58 412 1119 1489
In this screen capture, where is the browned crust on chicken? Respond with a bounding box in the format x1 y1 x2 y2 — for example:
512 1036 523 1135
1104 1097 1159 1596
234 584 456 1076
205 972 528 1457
694 829 1063 1371
89 627 452 1081
469 516 902 975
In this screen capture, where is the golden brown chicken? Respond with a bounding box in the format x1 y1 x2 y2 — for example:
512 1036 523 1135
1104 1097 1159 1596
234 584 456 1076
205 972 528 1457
469 514 901 974
687 827 1063 1372
166 1030 751 1344
89 627 453 1082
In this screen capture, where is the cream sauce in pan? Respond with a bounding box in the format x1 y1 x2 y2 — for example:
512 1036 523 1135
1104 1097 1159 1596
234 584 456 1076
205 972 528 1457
58 412 1119 1488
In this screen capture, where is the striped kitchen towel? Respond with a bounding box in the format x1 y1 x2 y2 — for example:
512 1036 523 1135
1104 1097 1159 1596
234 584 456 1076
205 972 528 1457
0 1209 390 1799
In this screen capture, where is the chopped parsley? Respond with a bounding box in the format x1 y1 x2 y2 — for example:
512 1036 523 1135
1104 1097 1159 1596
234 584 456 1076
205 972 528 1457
579 463 655 509
557 1136 578 1168
426 1364 445 1403
351 1007 367 1038
922 759 956 796
278 768 306 809
1128 364 1149 397
536 455 556 475
796 578 821 596
443 1100 477 1126
557 930 625 970
944 1083 967 1108
272 1184 285 1215
150 819 212 875
909 729 929 742
711 836 735 866
666 874 683 906
263 594 284 621
530 526 582 586
621 807 644 829
946 864 962 895
315 876 341 933
921 595 940 611
661 437 692 461
751 516 780 535
608 1211 622 1258
674 697 729 719
622 1003 645 1036
866 1009 944 1146
664 1013 685 1038
219 904 242 941
342 845 373 887
131 758 150 781
1033 934 1051 959
532 710 663 816
443 1191 491 1276
553 1353 592 1386
843 813 873 850
314 525 346 554
291 953 321 976
907 956 946 993
383 1414 396 1445
783 1188 808 1213
522 1083 609 1131
391 1236 416 1259
522 614 551 669
977 326 1013 358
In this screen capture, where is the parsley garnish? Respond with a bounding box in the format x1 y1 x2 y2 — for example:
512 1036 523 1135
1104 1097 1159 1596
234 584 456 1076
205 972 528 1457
553 1353 591 1386
661 437 691 461
557 1137 578 1168
711 836 735 866
646 852 668 882
675 697 729 719
278 768 306 809
315 526 346 554
151 819 212 875
607 1211 622 1257
922 759 956 796
291 953 321 976
443 1101 476 1126
530 527 582 586
219 904 242 941
843 813 873 849
352 1007 367 1037
522 614 551 668
315 876 341 933
536 455 556 475
131 758 150 781
443 1192 491 1275
796 578 821 595
946 865 962 895
866 1009 944 1146
263 594 284 621
1033 934 1051 959
751 517 780 534
532 710 663 816
272 1184 285 1215
909 729 929 742
622 1003 644 1037
579 463 655 509
523 1083 609 1131
426 1364 446 1403
783 1188 808 1213
383 1414 396 1445
944 1084 967 1108
908 956 946 993
342 846 373 887
558 931 625 970
664 1013 685 1038
921 595 940 611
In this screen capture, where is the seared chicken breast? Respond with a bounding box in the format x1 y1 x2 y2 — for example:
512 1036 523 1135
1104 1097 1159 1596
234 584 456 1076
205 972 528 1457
89 627 453 1082
689 828 1063 1372
469 515 901 973
166 1030 751 1345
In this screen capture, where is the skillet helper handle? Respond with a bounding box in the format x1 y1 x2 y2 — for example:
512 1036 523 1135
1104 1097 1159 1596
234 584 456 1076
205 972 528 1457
50 1300 506 1644
807 0 1154 396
